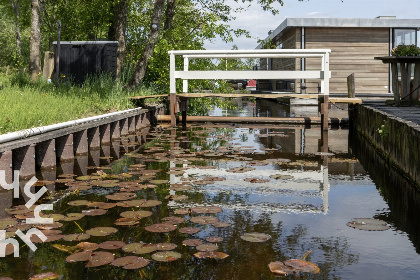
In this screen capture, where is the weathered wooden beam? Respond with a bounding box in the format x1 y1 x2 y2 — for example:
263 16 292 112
347 73 355 98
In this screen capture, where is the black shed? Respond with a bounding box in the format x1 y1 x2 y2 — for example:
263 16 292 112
53 41 118 83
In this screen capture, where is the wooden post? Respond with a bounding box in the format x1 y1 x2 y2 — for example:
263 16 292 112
390 62 400 102
170 93 177 127
320 95 329 132
347 73 355 98
400 62 411 100
180 97 188 127
413 62 420 101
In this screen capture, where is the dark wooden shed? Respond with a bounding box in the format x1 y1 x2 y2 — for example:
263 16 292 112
53 41 118 83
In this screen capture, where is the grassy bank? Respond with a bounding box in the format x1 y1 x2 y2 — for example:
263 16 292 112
0 72 162 134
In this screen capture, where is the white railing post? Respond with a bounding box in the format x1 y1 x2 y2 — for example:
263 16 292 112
169 52 177 126
323 52 330 96
183 56 189 93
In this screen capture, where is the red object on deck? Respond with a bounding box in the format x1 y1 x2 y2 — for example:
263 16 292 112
247 79 256 87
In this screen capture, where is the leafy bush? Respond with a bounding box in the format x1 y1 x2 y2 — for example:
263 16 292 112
391 44 420 56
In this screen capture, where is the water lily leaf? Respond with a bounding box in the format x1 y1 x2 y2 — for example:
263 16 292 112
31 234 64 243
269 259 320 276
29 272 60 280
194 251 229 259
52 244 79 254
58 173 76 178
68 200 91 206
206 236 223 243
179 227 201 234
149 180 169 184
114 218 139 226
122 243 157 254
105 193 137 201
120 210 152 220
156 243 177 251
269 174 294 180
87 202 116 209
196 243 219 252
162 216 185 224
35 222 63 230
62 213 85 221
174 208 191 215
212 222 231 228
76 242 99 251
117 199 162 208
190 216 219 225
145 223 176 233
63 233 90 242
85 251 114 267
94 180 119 188
82 209 107 216
76 175 100 181
192 206 222 214
86 227 118 237
240 232 271 242
66 251 92 262
151 251 181 262
39 229 62 236
33 180 55 187
111 256 150 269
0 219 18 230
165 195 189 201
243 177 270 183
99 240 126 250
169 185 192 191
40 214 65 222
182 239 203 247
346 218 390 231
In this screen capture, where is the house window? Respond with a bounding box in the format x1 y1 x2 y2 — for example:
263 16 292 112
393 29 417 46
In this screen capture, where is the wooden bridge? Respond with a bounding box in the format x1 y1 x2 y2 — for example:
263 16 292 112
131 49 362 127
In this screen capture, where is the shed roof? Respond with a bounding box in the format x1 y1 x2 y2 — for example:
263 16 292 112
257 17 420 49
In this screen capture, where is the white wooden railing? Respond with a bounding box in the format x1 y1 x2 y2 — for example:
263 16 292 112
168 49 331 95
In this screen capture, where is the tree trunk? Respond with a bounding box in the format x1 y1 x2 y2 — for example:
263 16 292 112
10 0 21 61
30 0 41 80
127 0 165 89
108 0 129 79
164 0 175 31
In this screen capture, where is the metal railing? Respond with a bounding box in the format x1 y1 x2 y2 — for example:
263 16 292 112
168 49 331 95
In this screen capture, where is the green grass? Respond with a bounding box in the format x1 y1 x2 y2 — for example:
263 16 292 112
0 72 163 134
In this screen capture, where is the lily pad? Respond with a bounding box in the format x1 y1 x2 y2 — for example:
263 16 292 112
269 174 294 180
182 239 203 247
346 218 390 231
151 251 181 262
179 227 201 234
194 251 229 259
66 251 92 262
63 233 90 242
76 242 99 251
156 243 177 251
165 195 189 201
206 236 223 243
196 243 219 252
174 208 191 215
192 206 222 214
122 243 157 254
0 219 18 230
86 227 118 237
240 232 271 242
85 251 115 267
87 202 116 209
68 200 91 206
105 193 137 201
40 214 65 222
149 180 169 184
62 213 85 222
268 259 320 276
162 216 185 224
98 240 126 250
212 222 231 228
114 218 139 226
243 177 270 183
117 199 162 208
145 223 176 233
190 216 219 225
111 256 150 269
120 210 152 220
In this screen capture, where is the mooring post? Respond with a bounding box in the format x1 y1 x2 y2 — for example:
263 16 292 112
180 97 188 127
347 73 355 98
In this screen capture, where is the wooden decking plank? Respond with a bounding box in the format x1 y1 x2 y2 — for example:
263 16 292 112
129 94 169 99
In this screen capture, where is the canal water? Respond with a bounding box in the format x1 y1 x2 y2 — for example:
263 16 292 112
1 99 420 280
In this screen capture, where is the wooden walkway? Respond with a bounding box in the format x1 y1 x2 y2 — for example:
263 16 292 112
363 102 420 126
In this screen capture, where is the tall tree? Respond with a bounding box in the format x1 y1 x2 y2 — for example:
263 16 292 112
163 0 175 31
10 0 21 60
108 0 129 78
127 0 165 89
29 0 41 80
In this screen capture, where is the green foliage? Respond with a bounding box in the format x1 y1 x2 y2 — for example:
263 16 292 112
391 44 420 56
378 120 389 139
0 72 157 134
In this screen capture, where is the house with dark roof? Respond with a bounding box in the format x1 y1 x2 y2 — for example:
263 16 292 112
256 16 420 94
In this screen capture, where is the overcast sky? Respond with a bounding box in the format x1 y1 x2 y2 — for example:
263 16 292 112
204 0 420 50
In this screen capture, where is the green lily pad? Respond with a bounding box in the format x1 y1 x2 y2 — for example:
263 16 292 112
87 202 117 209
193 251 229 259
86 227 118 237
196 243 219 252
68 200 91 206
145 223 176 233
162 216 185 224
62 213 85 222
114 218 139 226
76 175 100 181
29 272 60 280
269 259 320 276
212 222 231 228
206 236 223 243
111 256 150 269
117 199 162 208
240 232 271 242
346 218 390 231
182 239 203 247
99 240 126 250
122 243 157 254
179 227 201 234
190 216 219 225
105 193 137 201
151 251 181 262
82 209 107 216
120 210 152 219
269 174 294 180
156 243 177 251
174 208 191 215
66 251 92 262
192 206 222 214
63 233 90 242
0 219 18 230
85 251 114 267
149 180 169 184
76 242 99 251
